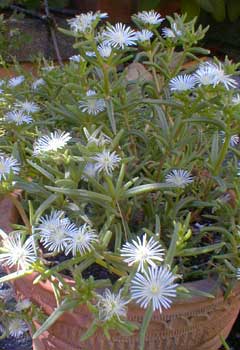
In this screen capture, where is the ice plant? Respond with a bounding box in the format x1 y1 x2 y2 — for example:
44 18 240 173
79 90 106 115
162 22 182 38
103 23 137 49
136 29 153 42
0 155 20 181
135 10 164 25
14 100 40 113
92 150 121 175
165 169 194 187
8 319 29 338
97 43 112 58
4 110 33 125
33 131 71 155
120 234 164 272
65 224 98 256
169 74 196 91
0 233 36 270
131 266 178 312
97 289 129 321
8 76 25 88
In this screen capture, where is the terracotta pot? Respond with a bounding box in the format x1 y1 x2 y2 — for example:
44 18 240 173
1 197 240 350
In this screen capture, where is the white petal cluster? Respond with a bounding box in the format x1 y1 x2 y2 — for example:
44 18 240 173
103 23 137 49
232 94 240 105
194 62 237 89
8 76 25 88
162 22 182 38
131 266 178 312
68 11 108 34
32 78 45 90
0 232 36 270
79 90 106 115
69 54 84 63
97 43 112 58
135 10 164 25
136 29 153 42
97 289 129 321
14 100 40 114
65 223 98 256
0 155 20 181
92 149 121 176
165 169 194 187
169 74 196 91
33 131 71 155
8 319 29 338
4 110 33 125
120 234 164 272
83 127 111 146
82 162 98 181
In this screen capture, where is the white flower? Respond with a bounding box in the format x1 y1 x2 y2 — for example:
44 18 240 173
82 163 98 181
14 100 40 114
131 266 178 312
68 11 108 34
83 127 111 146
220 131 239 147
69 54 84 63
135 10 164 25
79 90 106 115
236 268 240 280
32 78 45 90
8 319 29 338
136 29 153 42
86 51 96 57
169 74 196 91
0 155 20 181
194 62 237 89
38 212 77 252
120 234 164 272
0 232 37 270
98 43 112 58
97 289 129 321
15 299 31 311
232 94 240 104
162 22 182 38
4 110 32 125
65 223 98 256
103 23 137 49
8 76 25 88
92 150 121 176
33 131 71 155
165 169 194 187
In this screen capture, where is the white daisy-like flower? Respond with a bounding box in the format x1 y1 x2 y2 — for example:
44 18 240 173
232 94 240 105
103 23 137 49
69 54 84 63
4 110 32 125
131 266 178 312
120 234 164 272
8 319 29 338
236 268 240 280
15 299 31 311
83 127 111 146
220 131 239 147
14 100 40 114
165 169 194 187
135 10 164 25
97 43 112 58
65 223 98 256
162 22 182 38
82 163 98 181
0 155 20 181
8 76 25 88
68 11 108 34
92 149 121 176
136 29 153 42
169 74 196 91
0 233 37 270
97 289 129 321
86 51 96 57
79 90 106 115
38 213 77 253
32 78 45 90
33 131 71 155
194 62 237 89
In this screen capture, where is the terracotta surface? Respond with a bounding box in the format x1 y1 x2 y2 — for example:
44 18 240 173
0 197 240 350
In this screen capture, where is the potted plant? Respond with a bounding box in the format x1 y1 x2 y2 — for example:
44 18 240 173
0 10 239 350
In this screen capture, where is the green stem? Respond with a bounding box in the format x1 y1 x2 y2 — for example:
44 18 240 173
213 132 231 176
